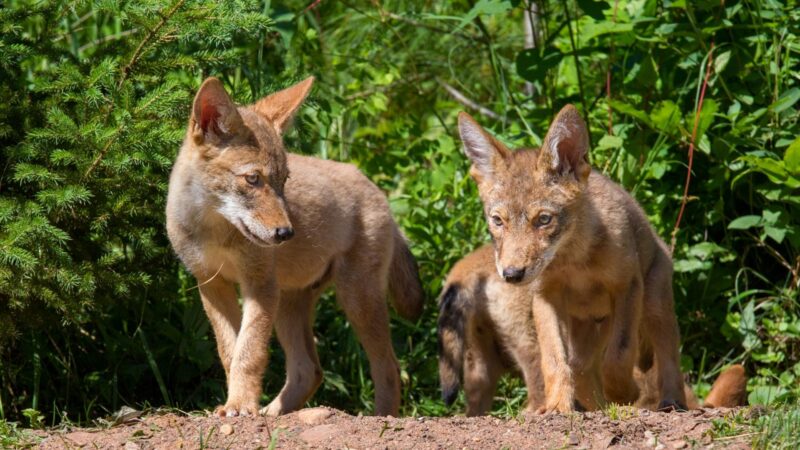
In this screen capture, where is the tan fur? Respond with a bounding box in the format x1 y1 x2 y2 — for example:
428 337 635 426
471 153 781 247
438 244 544 416
457 106 688 413
166 77 423 417
438 248 747 414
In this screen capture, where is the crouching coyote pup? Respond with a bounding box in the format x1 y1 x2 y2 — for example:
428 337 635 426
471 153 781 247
438 245 747 415
456 105 708 413
166 77 423 417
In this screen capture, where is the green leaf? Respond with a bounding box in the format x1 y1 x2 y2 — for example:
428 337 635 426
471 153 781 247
694 98 718 139
457 0 513 29
713 50 731 74
763 226 787 244
610 100 654 128
650 100 682 134
748 385 788 406
516 47 563 82
596 135 623 150
784 136 800 174
728 215 761 230
576 0 610 20
768 87 800 113
581 21 634 41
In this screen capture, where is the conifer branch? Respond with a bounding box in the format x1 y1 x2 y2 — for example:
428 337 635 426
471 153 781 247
118 0 187 89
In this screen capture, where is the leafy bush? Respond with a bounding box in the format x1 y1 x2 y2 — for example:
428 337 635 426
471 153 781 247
0 0 797 423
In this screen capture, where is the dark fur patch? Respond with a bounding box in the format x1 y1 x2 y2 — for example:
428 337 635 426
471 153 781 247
442 385 459 406
617 333 630 353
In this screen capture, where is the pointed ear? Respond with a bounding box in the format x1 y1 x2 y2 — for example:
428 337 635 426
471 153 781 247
457 112 511 182
191 77 244 143
539 105 591 183
252 76 315 134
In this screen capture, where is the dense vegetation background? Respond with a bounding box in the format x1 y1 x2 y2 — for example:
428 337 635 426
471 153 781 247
1 0 798 427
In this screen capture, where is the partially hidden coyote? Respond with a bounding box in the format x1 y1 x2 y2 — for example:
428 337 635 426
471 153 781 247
166 77 423 417
454 105 740 413
438 244 747 415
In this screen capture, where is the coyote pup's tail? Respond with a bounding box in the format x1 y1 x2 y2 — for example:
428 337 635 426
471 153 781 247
388 228 424 321
703 364 747 408
437 282 468 406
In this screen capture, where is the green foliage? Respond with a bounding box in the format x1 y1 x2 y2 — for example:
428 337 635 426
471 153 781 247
0 0 798 424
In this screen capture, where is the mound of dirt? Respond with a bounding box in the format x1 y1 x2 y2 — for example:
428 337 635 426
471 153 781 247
37 406 749 449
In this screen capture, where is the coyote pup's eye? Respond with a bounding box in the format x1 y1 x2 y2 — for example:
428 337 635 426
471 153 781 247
537 213 553 226
245 173 261 186
491 215 503 227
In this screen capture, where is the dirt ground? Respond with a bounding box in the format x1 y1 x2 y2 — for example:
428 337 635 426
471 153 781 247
34 406 751 449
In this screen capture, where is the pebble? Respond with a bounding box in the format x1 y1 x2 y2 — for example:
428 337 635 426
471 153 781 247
220 424 234 436
298 407 333 426
124 442 140 450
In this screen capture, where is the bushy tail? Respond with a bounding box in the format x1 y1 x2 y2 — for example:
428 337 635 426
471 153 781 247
437 283 467 406
388 228 424 321
703 364 747 408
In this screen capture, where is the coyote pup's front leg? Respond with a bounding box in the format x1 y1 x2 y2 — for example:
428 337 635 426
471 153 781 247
219 276 279 416
533 297 574 413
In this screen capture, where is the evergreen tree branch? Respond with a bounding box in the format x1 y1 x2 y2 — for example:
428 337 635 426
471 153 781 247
117 0 187 89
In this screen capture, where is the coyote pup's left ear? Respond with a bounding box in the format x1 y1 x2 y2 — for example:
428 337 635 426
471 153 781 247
458 112 511 182
252 76 315 134
539 105 591 183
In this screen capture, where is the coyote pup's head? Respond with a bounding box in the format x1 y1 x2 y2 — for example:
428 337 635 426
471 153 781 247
458 105 591 284
184 77 314 246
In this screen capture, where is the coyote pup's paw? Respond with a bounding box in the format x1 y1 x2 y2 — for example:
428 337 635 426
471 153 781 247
215 399 260 417
259 400 287 417
537 395 575 414
656 399 688 412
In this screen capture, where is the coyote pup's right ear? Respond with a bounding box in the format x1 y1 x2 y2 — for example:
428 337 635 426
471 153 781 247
457 112 511 183
191 77 244 144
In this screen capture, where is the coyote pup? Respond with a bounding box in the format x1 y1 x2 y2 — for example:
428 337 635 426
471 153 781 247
438 246 747 415
166 77 423 417
437 244 544 415
457 105 687 413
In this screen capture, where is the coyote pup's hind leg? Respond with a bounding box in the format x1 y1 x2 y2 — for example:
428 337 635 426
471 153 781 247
642 250 686 410
463 321 505 416
334 243 401 416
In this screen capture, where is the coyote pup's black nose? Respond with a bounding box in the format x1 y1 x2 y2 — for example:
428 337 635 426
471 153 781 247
275 227 294 242
502 267 525 283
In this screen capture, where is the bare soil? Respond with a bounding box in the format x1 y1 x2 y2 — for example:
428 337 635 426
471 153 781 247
34 407 750 449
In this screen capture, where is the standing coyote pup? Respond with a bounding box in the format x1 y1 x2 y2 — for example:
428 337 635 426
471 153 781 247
438 246 747 415
166 77 423 417
457 106 686 413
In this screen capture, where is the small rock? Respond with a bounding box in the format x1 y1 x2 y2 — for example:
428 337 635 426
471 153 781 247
124 442 141 450
644 430 658 447
568 432 580 446
300 424 337 444
220 423 234 436
672 440 688 449
298 407 334 426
